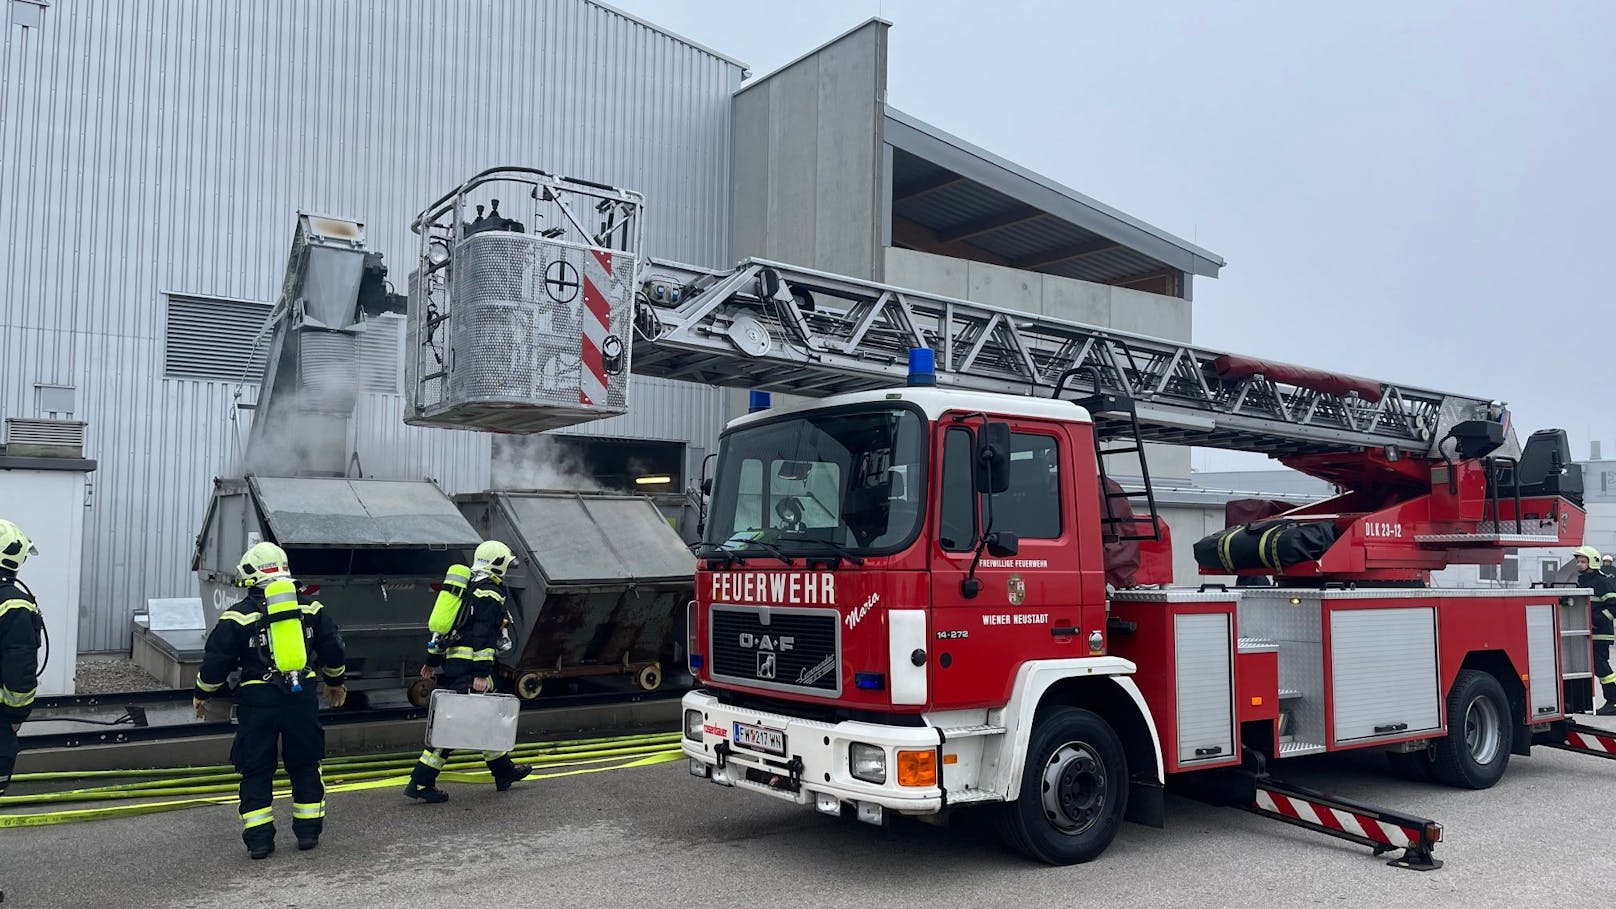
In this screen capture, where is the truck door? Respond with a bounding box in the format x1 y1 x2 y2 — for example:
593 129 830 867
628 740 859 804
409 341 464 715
928 419 1084 708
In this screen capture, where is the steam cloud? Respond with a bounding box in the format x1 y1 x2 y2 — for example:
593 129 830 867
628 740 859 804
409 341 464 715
490 434 606 492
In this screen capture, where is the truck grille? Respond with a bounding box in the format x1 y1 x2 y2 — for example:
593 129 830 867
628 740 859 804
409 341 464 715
710 606 840 695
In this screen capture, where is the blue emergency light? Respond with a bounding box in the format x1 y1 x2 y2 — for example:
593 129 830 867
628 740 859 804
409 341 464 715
854 672 885 691
748 390 771 413
907 347 937 387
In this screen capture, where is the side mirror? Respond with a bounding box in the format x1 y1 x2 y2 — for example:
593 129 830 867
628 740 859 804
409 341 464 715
985 531 1019 558
974 422 1011 494
700 478 713 497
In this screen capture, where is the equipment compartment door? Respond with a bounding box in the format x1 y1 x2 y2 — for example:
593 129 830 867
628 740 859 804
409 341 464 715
1525 603 1561 719
1329 606 1440 745
1174 612 1235 766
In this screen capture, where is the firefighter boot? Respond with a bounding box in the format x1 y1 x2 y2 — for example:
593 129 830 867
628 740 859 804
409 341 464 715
488 755 532 791
404 782 450 803
1597 703 1616 716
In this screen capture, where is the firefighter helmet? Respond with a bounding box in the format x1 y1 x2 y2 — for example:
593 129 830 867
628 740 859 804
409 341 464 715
237 541 291 586
1573 545 1601 569
473 540 517 579
0 519 38 573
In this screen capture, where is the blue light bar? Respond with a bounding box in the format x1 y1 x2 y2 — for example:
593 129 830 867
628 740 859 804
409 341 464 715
854 672 885 690
748 390 771 413
689 654 705 669
907 347 937 387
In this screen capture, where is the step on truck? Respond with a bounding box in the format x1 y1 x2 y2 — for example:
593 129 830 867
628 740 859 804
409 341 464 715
399 167 1616 868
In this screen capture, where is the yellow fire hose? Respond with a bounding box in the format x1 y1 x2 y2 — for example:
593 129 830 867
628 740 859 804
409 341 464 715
0 730 685 829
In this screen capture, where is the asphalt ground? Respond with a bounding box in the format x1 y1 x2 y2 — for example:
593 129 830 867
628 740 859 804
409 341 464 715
3 716 1614 909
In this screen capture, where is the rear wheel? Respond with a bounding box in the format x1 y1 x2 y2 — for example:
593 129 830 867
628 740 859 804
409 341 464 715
637 663 663 691
996 706 1128 865
1432 669 1511 789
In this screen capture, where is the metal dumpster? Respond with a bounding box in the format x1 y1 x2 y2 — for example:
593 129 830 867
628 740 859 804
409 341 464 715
190 476 483 694
454 490 696 699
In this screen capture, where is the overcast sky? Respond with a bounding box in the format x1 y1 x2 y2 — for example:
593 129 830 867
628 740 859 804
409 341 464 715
615 0 1615 471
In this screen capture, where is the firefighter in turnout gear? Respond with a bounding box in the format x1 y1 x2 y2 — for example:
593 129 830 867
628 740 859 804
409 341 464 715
0 519 42 798
194 542 348 858
1573 545 1616 716
404 540 531 802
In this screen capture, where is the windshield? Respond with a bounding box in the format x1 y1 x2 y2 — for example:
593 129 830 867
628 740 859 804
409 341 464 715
704 406 926 556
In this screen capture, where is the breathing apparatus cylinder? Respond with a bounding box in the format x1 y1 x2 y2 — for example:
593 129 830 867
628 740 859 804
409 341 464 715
263 578 307 691
428 564 472 635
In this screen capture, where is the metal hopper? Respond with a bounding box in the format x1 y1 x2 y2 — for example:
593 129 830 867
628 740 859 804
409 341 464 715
454 490 696 699
190 476 483 694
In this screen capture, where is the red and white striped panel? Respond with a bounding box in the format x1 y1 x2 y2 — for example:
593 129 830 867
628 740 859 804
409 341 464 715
1255 789 1419 848
578 248 615 406
1567 727 1616 754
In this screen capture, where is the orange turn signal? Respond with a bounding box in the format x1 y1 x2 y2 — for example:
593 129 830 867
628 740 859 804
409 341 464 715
897 749 937 787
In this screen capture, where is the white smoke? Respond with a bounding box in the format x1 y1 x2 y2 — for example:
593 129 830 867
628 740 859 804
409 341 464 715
490 434 605 492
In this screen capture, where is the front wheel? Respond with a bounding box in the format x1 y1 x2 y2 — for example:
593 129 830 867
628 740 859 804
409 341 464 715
1432 669 1511 789
996 706 1128 865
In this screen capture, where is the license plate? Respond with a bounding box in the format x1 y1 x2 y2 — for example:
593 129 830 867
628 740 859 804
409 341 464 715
733 721 786 756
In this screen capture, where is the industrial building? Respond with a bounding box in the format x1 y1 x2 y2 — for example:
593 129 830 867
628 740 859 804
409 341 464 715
1 2 1226 685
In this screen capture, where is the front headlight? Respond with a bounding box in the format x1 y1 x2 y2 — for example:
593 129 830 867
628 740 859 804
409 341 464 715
684 709 704 740
849 742 886 784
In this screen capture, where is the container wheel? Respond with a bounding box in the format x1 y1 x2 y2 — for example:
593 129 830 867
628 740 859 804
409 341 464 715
407 678 432 708
637 663 662 691
516 672 545 700
1432 669 1511 789
995 706 1128 865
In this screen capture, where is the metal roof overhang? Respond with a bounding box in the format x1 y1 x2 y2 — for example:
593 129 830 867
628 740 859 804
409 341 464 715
249 477 483 549
884 106 1225 285
495 491 696 586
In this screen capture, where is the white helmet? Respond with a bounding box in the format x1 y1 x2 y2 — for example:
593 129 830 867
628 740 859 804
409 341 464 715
473 540 517 579
0 519 37 573
236 541 291 586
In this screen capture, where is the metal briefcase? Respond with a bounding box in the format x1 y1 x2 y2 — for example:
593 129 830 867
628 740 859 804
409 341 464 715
424 688 520 753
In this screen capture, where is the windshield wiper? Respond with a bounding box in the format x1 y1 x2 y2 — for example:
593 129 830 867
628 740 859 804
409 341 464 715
691 542 745 567
795 540 865 567
733 540 795 566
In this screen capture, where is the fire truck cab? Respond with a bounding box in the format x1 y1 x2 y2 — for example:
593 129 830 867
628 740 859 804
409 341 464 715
681 375 1165 865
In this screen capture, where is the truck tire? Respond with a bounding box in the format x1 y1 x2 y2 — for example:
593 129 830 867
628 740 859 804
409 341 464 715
1431 669 1511 789
996 706 1128 865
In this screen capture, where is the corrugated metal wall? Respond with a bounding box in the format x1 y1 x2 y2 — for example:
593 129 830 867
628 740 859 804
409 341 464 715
0 0 743 650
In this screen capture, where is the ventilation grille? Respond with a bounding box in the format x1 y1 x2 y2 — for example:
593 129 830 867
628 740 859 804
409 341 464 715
357 315 402 393
5 418 87 456
164 295 273 382
164 295 401 391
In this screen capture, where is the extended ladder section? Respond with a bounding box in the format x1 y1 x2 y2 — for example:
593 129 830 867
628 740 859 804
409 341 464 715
633 258 1508 460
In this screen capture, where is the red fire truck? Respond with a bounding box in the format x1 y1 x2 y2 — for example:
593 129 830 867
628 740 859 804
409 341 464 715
402 168 1616 871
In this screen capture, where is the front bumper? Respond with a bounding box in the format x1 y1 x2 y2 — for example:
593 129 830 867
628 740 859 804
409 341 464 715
680 689 945 820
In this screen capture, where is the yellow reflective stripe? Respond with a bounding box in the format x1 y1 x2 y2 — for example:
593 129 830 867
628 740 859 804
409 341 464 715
447 646 495 661
265 589 298 608
195 678 224 693
301 601 325 615
1219 530 1236 572
292 801 326 819
426 641 444 654
1600 672 1616 685
1594 634 1616 642
220 611 261 625
444 567 470 585
321 665 345 678
2 687 36 708
240 807 274 829
0 598 39 617
471 588 505 602
472 649 495 661
419 750 446 770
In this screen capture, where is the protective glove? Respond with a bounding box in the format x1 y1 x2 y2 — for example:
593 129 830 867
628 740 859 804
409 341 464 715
325 685 347 709
192 697 207 719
